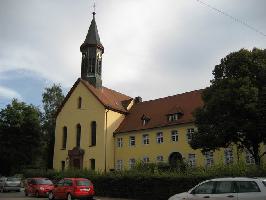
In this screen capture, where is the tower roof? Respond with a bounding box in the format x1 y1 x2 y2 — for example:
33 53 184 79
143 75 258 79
80 12 104 51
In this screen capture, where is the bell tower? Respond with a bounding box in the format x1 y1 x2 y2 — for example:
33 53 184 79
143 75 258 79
80 12 104 88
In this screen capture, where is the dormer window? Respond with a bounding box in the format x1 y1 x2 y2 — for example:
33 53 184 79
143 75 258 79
168 113 182 122
141 114 150 126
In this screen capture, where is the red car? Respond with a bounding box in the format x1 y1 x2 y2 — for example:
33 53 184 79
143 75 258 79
48 178 95 200
24 177 54 197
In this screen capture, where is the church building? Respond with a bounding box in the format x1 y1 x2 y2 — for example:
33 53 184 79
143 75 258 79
53 13 254 172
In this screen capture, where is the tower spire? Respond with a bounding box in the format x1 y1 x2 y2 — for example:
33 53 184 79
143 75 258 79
80 6 104 88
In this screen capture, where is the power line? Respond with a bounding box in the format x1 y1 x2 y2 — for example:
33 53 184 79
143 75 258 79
195 0 266 37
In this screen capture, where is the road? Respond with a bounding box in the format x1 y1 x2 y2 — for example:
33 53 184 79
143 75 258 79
0 190 134 200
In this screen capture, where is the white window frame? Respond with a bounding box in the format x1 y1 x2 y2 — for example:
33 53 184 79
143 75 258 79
116 160 123 170
156 155 164 162
224 148 234 165
129 158 136 169
129 136 135 147
117 137 123 148
187 128 194 142
245 150 255 165
143 156 149 163
171 130 178 142
156 132 163 144
205 151 214 167
188 153 196 167
142 134 149 145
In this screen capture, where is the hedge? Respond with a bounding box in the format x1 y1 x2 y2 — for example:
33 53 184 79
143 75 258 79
21 163 266 200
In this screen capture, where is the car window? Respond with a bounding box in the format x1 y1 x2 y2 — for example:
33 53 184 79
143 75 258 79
57 179 64 186
215 181 236 194
7 177 20 181
237 181 261 193
36 179 53 185
262 181 266 187
64 180 73 186
76 180 91 186
193 181 215 194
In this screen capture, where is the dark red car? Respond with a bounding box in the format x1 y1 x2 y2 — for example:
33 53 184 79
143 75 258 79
48 178 95 200
24 177 54 197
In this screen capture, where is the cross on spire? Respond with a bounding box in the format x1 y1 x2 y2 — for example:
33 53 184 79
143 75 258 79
92 1 96 16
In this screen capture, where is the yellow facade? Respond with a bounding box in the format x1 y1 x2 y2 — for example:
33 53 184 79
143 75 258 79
53 82 127 171
114 123 261 170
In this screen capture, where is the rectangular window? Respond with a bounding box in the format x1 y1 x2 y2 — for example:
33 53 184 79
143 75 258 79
245 150 255 164
171 130 178 142
187 128 194 142
129 136 135 147
62 127 67 149
129 158 136 169
224 148 234 165
117 138 123 148
156 132 163 144
116 160 123 170
205 151 214 167
142 134 149 145
156 155 163 162
61 161 65 171
143 156 149 163
188 154 196 167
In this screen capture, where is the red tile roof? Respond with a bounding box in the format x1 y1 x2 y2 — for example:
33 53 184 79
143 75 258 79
56 78 133 116
114 90 203 134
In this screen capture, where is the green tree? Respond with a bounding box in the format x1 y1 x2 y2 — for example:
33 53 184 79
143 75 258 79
190 48 266 165
0 99 42 175
42 84 65 169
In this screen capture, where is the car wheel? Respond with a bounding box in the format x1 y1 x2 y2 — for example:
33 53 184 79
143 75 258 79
48 191 54 200
67 193 73 200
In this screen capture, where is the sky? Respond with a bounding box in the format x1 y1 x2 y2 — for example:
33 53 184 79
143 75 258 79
0 0 265 109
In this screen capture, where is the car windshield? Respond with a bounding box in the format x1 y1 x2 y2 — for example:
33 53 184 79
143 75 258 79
76 180 91 186
35 179 53 185
7 177 20 181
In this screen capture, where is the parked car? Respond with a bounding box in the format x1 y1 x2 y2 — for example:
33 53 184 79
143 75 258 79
24 177 54 197
48 178 95 200
168 177 266 200
0 177 21 192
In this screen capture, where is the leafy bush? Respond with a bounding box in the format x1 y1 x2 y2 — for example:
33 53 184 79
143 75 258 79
21 163 266 200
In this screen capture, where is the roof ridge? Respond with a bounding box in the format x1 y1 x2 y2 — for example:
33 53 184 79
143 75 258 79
140 89 204 104
102 86 132 99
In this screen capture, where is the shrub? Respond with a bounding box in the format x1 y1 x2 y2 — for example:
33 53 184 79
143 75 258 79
21 163 266 200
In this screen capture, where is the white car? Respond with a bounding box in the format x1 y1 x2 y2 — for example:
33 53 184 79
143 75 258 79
0 177 21 192
168 177 266 200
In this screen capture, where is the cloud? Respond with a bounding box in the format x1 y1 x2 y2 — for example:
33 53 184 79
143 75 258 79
0 86 22 100
0 0 265 104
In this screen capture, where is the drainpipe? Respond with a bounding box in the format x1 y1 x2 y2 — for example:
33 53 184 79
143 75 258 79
104 109 110 173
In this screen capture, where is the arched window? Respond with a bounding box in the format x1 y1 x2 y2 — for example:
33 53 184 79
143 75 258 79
78 97 82 109
91 121 96 146
62 126 67 149
76 124 81 148
90 159 95 170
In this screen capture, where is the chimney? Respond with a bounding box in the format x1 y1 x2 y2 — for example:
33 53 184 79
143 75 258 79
134 96 142 104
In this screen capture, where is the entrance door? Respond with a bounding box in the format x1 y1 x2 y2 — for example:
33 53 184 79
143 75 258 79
73 159 81 169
